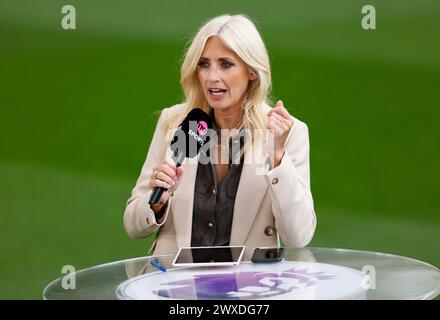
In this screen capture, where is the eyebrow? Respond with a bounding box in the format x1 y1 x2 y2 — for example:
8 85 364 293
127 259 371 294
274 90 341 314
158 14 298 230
199 56 235 62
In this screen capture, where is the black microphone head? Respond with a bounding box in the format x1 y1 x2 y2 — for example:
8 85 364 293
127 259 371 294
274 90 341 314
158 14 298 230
170 108 213 159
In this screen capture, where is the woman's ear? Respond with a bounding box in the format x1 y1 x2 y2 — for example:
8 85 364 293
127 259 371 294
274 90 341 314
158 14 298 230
249 71 257 81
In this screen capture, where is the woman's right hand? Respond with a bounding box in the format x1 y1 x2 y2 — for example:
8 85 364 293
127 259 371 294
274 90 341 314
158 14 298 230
149 159 184 209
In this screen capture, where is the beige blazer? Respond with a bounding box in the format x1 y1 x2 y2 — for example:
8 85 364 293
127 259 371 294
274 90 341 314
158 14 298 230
124 103 316 255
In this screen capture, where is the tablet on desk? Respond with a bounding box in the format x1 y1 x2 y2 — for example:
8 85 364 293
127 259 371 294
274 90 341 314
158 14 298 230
172 246 246 267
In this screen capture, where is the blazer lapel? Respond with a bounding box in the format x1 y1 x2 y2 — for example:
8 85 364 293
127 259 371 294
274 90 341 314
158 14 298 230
171 156 199 248
230 147 268 245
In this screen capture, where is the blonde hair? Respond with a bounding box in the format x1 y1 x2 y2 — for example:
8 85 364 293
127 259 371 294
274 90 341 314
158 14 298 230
165 14 272 153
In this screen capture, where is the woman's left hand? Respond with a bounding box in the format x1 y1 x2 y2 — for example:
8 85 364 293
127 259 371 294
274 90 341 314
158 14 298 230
266 100 294 167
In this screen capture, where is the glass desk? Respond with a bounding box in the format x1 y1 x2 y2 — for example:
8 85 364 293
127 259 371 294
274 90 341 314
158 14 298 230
43 247 440 300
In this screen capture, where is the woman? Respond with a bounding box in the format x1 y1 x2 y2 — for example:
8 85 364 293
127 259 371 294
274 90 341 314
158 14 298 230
123 14 316 255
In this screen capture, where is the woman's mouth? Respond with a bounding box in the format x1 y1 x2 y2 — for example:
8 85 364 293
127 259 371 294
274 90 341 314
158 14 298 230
208 88 227 99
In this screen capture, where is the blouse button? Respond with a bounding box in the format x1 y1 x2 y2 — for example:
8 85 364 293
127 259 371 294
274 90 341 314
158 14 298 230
272 178 279 185
212 188 216 195
208 222 214 228
264 226 275 236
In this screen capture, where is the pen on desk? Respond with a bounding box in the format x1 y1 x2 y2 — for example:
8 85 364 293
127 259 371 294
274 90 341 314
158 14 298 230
150 259 166 272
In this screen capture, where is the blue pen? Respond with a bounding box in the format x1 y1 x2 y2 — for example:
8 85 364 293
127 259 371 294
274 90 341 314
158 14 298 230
150 259 166 272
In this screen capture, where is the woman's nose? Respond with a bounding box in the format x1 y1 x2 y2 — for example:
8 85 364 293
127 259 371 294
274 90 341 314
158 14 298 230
207 67 221 82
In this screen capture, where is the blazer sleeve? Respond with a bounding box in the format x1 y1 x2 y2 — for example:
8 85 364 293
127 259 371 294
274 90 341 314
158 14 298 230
263 119 317 248
123 107 173 239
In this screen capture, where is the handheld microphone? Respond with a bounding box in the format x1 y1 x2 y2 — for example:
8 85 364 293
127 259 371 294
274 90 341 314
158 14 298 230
149 108 213 205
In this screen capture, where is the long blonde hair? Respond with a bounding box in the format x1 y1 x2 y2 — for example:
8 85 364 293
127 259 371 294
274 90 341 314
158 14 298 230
165 14 272 152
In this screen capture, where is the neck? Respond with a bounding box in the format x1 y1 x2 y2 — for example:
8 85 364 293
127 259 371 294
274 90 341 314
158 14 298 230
212 104 243 130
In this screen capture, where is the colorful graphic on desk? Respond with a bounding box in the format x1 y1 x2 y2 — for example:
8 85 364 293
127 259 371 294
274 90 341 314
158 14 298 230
116 261 368 300
154 267 334 299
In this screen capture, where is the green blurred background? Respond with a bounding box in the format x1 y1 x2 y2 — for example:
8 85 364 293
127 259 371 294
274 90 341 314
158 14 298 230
1 0 439 299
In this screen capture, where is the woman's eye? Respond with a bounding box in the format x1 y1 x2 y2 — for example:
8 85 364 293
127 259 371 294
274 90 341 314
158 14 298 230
222 62 233 69
198 62 209 68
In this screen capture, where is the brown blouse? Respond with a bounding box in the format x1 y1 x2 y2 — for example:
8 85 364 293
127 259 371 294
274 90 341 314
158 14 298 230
190 116 246 247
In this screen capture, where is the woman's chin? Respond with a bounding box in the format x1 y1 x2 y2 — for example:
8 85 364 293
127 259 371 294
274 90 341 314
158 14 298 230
209 100 231 110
